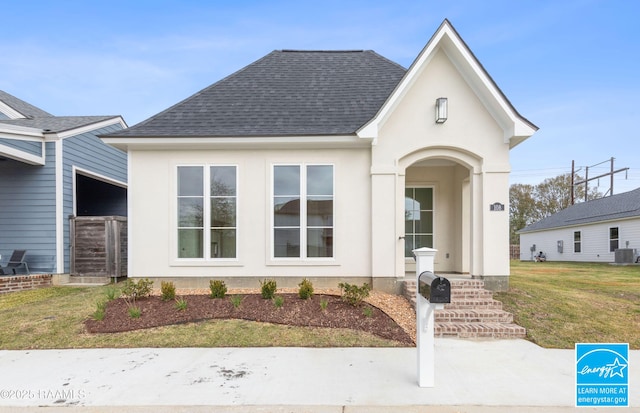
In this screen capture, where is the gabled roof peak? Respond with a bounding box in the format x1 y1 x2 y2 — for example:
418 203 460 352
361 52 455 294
357 18 538 146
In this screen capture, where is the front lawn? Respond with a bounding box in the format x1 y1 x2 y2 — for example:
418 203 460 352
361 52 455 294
495 260 640 349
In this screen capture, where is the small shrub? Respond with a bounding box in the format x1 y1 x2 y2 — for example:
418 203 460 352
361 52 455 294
230 295 243 308
337 282 371 307
209 280 227 299
128 306 141 319
121 278 154 303
362 305 373 317
260 279 277 299
92 301 106 321
175 297 188 311
273 295 284 308
298 278 314 300
161 281 176 301
105 286 119 301
319 299 329 312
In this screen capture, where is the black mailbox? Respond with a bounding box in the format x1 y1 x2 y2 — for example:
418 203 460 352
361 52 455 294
418 271 451 304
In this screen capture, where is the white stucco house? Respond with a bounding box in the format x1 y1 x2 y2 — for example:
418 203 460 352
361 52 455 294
519 187 640 263
102 20 537 292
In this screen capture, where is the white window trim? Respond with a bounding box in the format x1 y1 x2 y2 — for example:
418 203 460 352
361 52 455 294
573 230 582 254
609 226 619 253
173 163 240 265
270 163 335 262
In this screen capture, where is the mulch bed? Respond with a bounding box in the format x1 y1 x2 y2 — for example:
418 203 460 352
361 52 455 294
85 293 414 345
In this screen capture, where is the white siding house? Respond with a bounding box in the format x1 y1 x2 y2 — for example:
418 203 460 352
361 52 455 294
519 188 640 263
103 20 538 292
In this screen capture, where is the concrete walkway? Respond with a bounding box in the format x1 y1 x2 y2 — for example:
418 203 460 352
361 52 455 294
0 339 638 412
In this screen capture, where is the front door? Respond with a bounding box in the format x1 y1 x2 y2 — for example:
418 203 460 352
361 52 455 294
404 187 434 273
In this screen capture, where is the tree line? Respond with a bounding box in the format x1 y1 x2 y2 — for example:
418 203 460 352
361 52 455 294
509 173 602 244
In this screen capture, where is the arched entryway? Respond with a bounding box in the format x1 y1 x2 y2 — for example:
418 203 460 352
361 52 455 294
398 147 481 276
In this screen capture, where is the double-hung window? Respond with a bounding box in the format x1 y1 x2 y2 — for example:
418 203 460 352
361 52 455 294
273 164 334 258
609 227 619 252
574 231 581 253
177 165 237 259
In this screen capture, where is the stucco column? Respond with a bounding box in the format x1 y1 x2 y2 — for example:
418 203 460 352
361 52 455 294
470 170 483 277
371 169 396 278
480 170 510 290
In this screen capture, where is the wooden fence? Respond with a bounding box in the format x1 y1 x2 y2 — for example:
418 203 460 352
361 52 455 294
70 216 127 278
510 244 520 260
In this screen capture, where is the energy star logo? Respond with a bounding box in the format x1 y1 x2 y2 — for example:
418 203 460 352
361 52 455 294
576 343 629 407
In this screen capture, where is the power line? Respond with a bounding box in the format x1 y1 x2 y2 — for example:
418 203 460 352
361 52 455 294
571 157 629 204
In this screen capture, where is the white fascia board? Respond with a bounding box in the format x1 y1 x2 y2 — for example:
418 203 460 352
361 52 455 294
0 126 46 165
46 116 127 141
357 27 446 141
73 165 127 188
0 142 46 165
357 20 537 147
438 29 537 146
0 124 44 138
101 134 368 151
0 101 26 119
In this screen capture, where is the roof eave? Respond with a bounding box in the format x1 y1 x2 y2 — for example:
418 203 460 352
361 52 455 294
101 133 369 151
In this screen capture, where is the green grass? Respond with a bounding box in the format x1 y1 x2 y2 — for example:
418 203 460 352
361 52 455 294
495 260 640 349
4 261 637 350
0 284 402 349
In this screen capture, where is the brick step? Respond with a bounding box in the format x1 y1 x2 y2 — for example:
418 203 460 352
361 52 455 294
402 277 526 340
435 322 526 339
449 289 494 299
436 309 513 323
444 299 503 310
448 279 486 289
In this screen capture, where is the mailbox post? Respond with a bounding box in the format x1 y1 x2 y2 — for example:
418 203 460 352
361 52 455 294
413 247 450 387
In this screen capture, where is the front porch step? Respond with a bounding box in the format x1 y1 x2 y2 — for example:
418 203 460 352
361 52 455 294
402 278 526 339
436 322 526 339
436 309 513 323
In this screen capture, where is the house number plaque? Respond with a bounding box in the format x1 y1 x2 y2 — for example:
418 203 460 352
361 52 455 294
490 202 505 211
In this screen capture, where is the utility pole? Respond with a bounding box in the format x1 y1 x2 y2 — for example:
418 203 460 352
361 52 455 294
571 160 575 205
572 158 629 204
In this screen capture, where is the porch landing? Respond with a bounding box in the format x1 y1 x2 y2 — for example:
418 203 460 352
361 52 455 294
402 275 526 339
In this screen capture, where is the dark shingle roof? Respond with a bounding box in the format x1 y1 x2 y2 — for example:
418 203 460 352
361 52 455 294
0 90 53 118
108 50 407 137
519 188 640 233
0 90 119 134
0 116 117 133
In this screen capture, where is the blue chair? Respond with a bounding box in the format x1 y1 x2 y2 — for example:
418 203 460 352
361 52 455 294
0 250 29 275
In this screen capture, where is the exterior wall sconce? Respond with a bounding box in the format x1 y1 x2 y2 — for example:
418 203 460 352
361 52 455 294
435 97 448 124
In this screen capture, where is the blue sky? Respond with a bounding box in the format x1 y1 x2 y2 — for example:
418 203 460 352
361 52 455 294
2 0 638 193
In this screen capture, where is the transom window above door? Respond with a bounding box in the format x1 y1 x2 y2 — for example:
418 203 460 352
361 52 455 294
404 187 433 257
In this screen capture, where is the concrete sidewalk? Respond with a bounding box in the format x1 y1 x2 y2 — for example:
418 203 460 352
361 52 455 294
0 339 637 412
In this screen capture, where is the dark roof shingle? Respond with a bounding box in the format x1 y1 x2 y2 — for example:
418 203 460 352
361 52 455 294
519 187 640 233
108 50 407 137
0 90 120 133
0 116 117 133
0 90 53 118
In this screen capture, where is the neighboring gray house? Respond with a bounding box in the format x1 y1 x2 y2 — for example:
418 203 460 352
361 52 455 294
519 188 640 263
0 90 127 274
